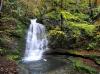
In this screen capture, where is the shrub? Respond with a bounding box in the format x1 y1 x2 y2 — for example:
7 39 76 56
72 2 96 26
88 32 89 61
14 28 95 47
68 22 96 36
94 34 100 48
61 21 97 49
69 58 97 74
86 42 97 50
0 48 7 56
48 29 67 49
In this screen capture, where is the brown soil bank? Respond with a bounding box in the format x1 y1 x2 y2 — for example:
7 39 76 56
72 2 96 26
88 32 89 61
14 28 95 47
0 57 18 74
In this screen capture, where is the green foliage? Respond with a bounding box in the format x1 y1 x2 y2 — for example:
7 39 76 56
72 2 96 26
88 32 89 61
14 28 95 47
94 34 100 48
92 6 100 18
48 29 67 48
69 58 97 74
61 11 79 21
95 58 100 65
1 9 26 60
86 42 97 50
85 32 100 50
60 21 96 49
0 48 7 56
14 20 26 38
95 34 100 41
6 54 20 61
45 11 61 20
6 49 21 61
3 0 31 25
61 10 89 23
0 17 26 38
47 19 97 49
74 13 89 21
68 22 96 36
62 0 89 13
43 10 61 26
3 0 23 17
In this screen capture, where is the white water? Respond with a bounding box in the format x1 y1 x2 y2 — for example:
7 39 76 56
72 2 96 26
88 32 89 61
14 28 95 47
23 19 48 62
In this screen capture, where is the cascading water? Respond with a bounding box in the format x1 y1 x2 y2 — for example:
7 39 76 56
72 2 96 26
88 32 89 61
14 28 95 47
23 19 48 62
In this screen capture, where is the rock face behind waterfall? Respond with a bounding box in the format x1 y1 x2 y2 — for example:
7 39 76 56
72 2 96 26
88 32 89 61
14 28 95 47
23 19 48 62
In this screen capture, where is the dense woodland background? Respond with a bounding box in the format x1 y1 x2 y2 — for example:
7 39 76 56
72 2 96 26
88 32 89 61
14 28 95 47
0 0 100 74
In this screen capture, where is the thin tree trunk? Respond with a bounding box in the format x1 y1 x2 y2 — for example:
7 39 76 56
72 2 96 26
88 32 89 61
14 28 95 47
89 0 93 22
0 0 3 12
0 0 3 17
94 0 97 7
60 0 63 30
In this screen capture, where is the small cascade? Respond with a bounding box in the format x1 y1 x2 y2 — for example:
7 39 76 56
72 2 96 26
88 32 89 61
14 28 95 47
23 19 48 62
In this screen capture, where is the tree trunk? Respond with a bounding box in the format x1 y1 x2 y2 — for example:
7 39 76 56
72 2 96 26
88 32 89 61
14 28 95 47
0 0 3 17
89 0 93 22
60 0 63 30
0 0 3 12
94 0 97 7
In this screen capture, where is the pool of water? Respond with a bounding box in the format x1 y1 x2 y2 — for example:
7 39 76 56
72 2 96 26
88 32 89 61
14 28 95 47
18 55 86 74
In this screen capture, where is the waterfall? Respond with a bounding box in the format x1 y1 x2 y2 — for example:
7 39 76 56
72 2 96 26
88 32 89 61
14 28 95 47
23 19 48 62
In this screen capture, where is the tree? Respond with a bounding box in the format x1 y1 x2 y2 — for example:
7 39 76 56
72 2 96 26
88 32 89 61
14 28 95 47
0 0 3 14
